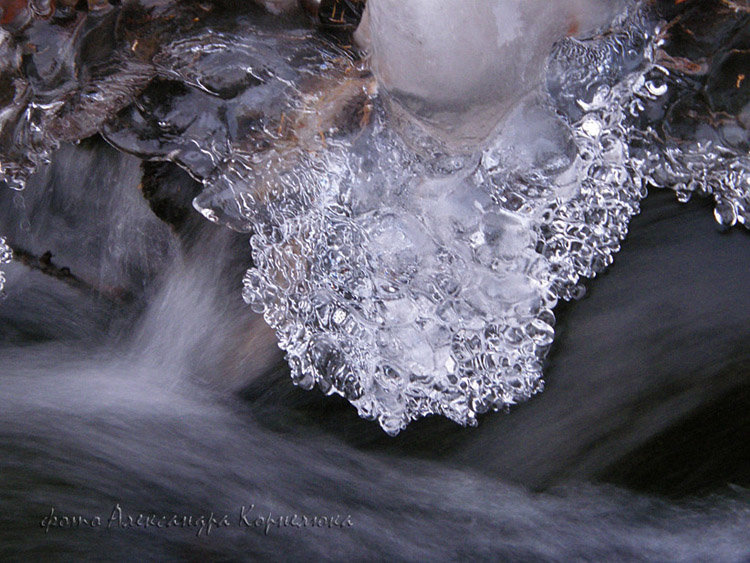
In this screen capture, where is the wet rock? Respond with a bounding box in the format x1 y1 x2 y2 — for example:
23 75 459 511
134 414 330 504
706 48 750 115
140 160 205 236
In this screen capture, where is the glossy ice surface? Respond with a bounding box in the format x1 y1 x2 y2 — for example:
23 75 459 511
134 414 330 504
0 1 748 434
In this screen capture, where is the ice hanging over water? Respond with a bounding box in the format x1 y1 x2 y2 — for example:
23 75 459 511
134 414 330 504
189 4 670 434
1 1 748 434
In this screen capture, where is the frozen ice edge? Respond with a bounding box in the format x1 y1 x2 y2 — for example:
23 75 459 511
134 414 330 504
222 6 669 435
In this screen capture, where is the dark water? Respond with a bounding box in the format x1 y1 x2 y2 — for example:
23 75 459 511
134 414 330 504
0 136 748 560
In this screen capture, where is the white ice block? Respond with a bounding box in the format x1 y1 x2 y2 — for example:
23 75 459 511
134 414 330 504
363 0 622 144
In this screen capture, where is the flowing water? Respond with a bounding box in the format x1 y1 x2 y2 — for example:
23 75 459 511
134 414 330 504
0 0 749 559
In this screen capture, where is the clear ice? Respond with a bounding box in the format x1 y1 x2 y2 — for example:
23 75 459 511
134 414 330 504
1 1 748 434
196 5 668 433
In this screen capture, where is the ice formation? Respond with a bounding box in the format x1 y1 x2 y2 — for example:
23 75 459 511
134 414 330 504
0 1 748 433
0 236 10 296
206 2 746 433
364 0 624 144
255 0 298 15
194 4 667 433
